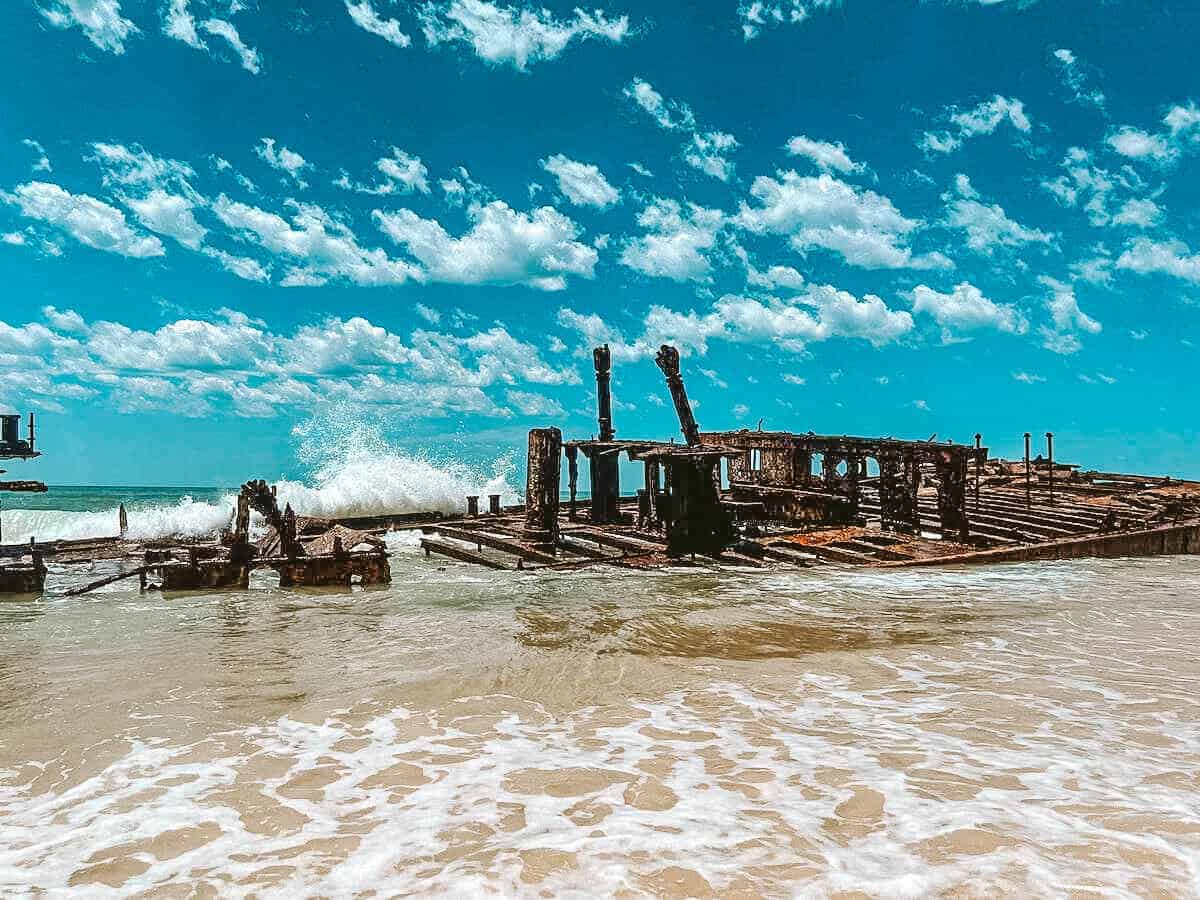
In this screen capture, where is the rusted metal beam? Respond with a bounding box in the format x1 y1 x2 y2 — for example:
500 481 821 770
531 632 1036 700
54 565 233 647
420 537 511 570
427 525 558 564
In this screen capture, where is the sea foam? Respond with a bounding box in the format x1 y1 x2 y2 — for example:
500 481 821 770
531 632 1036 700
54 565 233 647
0 421 517 544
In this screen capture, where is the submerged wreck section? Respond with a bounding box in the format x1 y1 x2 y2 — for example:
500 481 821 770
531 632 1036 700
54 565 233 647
37 479 394 598
0 414 47 594
416 345 1200 573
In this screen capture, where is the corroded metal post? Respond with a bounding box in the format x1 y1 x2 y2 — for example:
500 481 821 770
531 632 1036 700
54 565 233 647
662 454 731 557
907 452 921 533
466 495 479 517
594 344 615 442
974 433 982 508
1024 432 1032 510
590 347 620 524
655 345 701 447
936 450 970 542
119 503 128 540
525 428 562 551
234 491 250 544
489 494 501 515
1046 432 1055 506
845 452 861 516
281 504 300 559
644 459 660 526
565 445 579 521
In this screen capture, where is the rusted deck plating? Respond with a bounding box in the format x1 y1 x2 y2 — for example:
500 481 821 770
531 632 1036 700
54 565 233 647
418 344 1200 572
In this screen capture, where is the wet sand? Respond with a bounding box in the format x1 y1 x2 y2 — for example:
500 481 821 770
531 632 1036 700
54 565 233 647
1 536 1198 896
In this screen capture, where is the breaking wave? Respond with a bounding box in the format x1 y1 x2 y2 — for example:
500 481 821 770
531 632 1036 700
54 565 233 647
0 417 517 544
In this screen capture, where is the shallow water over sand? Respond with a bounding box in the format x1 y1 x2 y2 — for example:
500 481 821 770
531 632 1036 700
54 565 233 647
2 538 1199 896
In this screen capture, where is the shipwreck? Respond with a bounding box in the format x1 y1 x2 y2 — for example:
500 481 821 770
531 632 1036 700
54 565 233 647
3 345 1200 597
414 344 1200 572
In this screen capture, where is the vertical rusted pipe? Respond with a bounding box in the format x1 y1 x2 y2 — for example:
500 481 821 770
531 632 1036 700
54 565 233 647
1024 432 1032 510
593 344 615 442
1046 432 1055 506
489 494 501 515
466 495 479 517
654 345 701 447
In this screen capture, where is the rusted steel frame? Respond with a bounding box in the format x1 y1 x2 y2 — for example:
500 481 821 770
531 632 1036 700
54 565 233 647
426 524 558 564
716 550 767 568
555 536 620 560
420 537 511 570
700 430 980 457
894 497 1080 539
562 527 662 554
934 448 971 542
803 543 874 564
65 564 151 597
757 544 815 566
879 519 1200 568
588 446 620 525
660 454 731 557
877 450 919 533
642 460 660 527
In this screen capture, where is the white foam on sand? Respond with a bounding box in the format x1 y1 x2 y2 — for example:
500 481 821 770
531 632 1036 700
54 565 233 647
3 658 1198 896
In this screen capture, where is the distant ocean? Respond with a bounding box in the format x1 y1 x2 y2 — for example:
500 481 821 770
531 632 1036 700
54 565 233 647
0 442 514 545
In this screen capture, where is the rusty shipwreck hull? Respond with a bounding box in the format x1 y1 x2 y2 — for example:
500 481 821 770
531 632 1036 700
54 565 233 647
414 343 1200 573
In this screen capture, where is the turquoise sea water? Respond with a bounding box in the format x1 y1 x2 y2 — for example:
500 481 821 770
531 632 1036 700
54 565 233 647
0 485 229 513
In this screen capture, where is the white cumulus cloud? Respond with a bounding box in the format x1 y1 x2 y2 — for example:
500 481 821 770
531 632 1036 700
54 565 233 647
540 155 620 208
737 171 950 270
213 195 420 287
944 174 1053 254
737 0 839 40
785 134 861 174
620 198 724 283
4 181 164 258
345 0 411 47
624 78 695 131
40 0 138 53
374 200 597 291
921 95 1031 155
909 281 1028 341
419 0 629 70
257 138 309 186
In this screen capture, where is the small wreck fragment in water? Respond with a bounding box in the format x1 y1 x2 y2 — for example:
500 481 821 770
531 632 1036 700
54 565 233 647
416 344 1200 572
0 414 47 594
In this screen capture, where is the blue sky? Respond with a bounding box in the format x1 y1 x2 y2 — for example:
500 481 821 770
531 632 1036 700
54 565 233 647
2 0 1199 486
